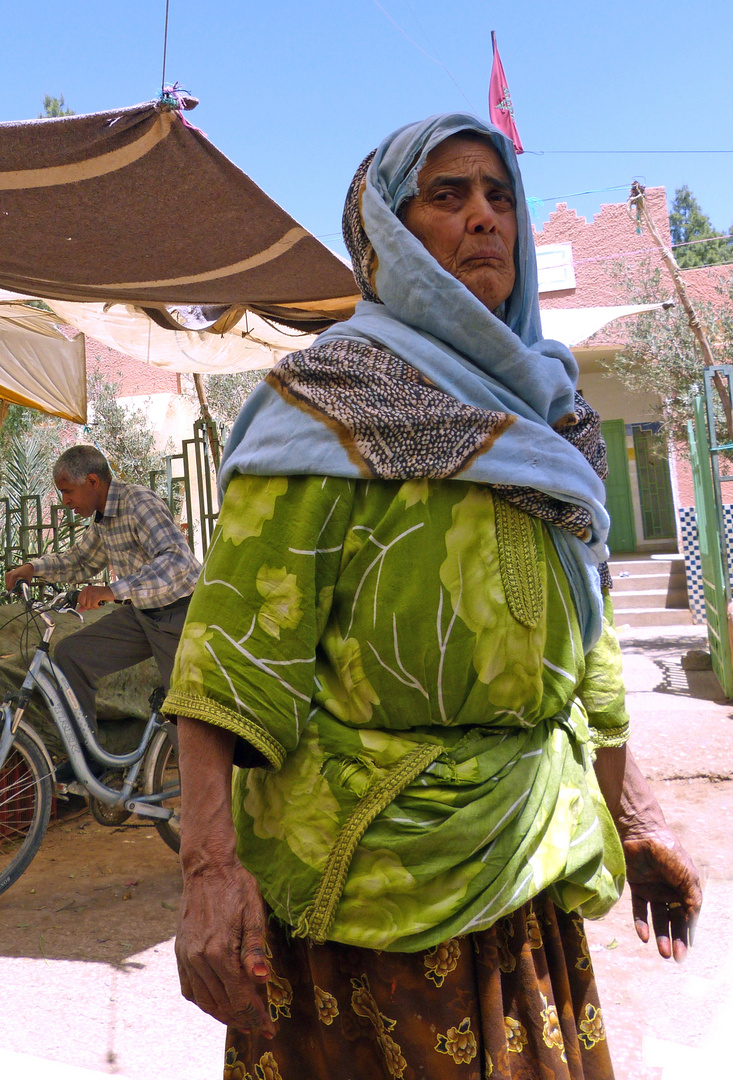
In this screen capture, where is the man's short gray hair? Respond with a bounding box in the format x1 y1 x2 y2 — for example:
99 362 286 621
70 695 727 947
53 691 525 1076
53 445 112 484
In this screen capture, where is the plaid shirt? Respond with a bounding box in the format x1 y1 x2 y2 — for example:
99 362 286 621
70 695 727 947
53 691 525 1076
32 480 201 608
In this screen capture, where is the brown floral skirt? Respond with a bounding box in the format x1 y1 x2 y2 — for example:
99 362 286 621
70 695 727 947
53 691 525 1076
224 893 614 1080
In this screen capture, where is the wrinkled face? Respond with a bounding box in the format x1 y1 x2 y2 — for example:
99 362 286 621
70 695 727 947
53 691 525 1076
55 473 104 517
401 134 518 311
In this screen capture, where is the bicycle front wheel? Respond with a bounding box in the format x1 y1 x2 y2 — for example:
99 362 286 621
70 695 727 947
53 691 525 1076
147 728 181 855
0 727 53 895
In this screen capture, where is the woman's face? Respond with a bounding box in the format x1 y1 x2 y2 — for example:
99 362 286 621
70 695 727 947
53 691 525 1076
401 134 518 311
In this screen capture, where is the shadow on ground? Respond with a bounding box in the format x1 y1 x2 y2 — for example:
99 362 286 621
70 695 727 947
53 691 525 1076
620 632 728 702
0 808 181 967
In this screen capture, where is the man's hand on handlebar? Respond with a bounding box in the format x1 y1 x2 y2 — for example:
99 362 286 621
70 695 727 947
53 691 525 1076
5 564 34 592
76 584 115 611
4 567 114 610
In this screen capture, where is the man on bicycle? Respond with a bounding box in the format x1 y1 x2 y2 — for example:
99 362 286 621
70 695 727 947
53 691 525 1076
5 445 200 736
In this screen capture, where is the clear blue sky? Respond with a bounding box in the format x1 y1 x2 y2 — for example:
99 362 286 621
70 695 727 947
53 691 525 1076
3 0 732 260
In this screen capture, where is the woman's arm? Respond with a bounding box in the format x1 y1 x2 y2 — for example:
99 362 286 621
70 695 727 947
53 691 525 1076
594 744 702 962
174 715 276 1036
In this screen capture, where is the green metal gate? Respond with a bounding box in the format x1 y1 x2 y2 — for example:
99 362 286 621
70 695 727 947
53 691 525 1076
162 419 222 560
688 377 733 698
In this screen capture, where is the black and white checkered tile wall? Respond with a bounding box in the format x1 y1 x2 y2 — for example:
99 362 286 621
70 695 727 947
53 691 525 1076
677 505 733 624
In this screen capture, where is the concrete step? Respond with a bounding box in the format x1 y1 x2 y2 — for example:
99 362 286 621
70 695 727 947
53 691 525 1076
608 553 692 627
611 588 690 610
609 558 683 577
612 576 686 599
612 607 695 628
613 573 673 585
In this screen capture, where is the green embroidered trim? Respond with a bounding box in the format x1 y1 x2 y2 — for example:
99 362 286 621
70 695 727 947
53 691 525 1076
589 724 630 749
493 496 544 628
162 691 286 770
295 742 442 944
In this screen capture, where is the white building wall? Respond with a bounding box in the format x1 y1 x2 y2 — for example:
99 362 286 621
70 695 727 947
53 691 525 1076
578 371 659 425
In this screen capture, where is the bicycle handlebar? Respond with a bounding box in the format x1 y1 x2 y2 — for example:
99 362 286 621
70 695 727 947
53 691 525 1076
50 589 81 611
3 582 83 617
12 580 31 603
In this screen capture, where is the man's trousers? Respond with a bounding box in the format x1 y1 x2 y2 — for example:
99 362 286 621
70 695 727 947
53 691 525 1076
52 601 189 733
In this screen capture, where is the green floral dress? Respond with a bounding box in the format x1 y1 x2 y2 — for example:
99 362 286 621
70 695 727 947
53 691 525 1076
165 473 629 953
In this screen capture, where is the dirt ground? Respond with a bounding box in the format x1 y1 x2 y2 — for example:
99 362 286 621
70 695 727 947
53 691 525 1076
0 809 181 967
0 624 731 1079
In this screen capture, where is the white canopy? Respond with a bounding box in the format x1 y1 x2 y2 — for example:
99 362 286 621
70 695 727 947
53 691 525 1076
539 303 668 348
0 290 316 422
40 299 315 375
0 292 669 425
0 304 86 422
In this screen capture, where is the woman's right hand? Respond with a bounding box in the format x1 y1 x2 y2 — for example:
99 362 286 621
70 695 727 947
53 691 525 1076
175 715 276 1037
176 857 275 1036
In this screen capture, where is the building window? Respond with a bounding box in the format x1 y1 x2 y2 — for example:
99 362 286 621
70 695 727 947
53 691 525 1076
536 243 576 293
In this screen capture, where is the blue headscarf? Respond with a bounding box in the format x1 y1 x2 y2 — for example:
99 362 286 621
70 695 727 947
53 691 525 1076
356 113 543 347
220 114 609 648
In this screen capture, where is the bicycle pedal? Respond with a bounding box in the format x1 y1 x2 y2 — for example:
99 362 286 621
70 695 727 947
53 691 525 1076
56 781 88 798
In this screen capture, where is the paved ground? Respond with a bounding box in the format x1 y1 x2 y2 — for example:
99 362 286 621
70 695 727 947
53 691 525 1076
0 815 221 1079
587 622 733 1079
0 621 730 1079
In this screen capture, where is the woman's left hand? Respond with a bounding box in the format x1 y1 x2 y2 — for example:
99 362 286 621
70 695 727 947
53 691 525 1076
593 744 702 963
621 822 702 962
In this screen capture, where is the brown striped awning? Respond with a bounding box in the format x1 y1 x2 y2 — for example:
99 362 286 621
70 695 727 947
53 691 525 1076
0 98 359 332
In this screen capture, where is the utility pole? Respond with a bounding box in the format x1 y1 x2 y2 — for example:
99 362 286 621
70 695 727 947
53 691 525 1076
627 181 733 438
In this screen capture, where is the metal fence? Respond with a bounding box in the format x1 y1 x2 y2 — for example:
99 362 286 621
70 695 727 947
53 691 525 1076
159 419 222 560
1 496 79 569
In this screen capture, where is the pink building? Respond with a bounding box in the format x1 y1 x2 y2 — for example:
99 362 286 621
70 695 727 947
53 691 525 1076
535 189 726 559
83 336 201 457
86 338 181 398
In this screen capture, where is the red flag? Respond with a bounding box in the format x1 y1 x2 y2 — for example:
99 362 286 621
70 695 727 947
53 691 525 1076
489 31 523 154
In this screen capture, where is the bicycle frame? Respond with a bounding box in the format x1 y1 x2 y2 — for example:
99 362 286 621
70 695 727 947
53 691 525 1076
0 601 177 818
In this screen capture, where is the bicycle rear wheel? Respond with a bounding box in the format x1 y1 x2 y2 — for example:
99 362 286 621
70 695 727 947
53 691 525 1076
147 728 181 855
0 727 53 894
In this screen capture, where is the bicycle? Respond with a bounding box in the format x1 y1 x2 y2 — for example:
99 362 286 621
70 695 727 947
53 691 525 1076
0 581 181 895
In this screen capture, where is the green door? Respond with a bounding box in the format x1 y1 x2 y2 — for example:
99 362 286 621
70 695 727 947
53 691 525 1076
601 420 636 553
632 424 676 539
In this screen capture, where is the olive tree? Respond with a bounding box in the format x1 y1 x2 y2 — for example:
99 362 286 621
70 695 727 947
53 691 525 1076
599 261 733 452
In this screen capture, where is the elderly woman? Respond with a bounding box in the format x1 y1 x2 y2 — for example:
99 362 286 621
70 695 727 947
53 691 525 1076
166 114 701 1080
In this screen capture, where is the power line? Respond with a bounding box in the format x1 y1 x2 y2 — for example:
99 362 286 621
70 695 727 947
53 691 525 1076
318 185 633 240
532 184 631 204
530 149 733 155
535 235 733 275
368 0 476 112
673 231 733 250
318 213 733 268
